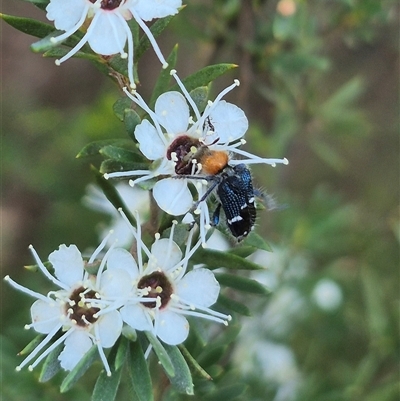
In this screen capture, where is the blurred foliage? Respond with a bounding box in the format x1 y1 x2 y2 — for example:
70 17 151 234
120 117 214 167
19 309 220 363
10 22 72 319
1 0 399 400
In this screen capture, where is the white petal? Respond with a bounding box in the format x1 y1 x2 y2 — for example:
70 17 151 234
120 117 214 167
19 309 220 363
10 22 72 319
30 299 63 334
150 238 182 271
48 245 84 287
176 268 220 307
208 101 248 143
156 310 189 345
96 311 123 348
132 0 181 21
106 248 139 278
58 330 92 371
88 12 127 55
46 0 87 31
155 92 189 135
153 178 193 216
135 119 166 160
100 268 134 298
120 304 153 331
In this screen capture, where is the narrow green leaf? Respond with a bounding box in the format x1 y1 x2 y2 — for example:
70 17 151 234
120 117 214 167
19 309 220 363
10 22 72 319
215 273 270 295
39 343 63 382
99 159 149 175
204 383 247 401
136 16 175 60
18 334 44 356
113 97 133 121
31 30 82 53
228 246 258 258
91 367 123 401
171 64 238 93
90 165 137 227
163 345 194 395
128 341 153 401
217 294 251 316
191 248 264 271
60 344 98 393
77 139 135 158
124 108 142 140
178 345 212 381
21 0 50 11
99 145 143 163
149 45 179 107
1 13 55 39
242 232 272 252
189 86 209 113
115 337 129 372
43 47 97 60
144 332 175 377
197 345 227 369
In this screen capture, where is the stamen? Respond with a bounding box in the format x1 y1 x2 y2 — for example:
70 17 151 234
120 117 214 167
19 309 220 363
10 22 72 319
89 230 114 264
94 324 112 376
4 276 50 302
55 11 102 65
130 10 168 68
16 323 63 370
50 4 90 44
28 245 69 290
115 12 135 89
170 70 201 120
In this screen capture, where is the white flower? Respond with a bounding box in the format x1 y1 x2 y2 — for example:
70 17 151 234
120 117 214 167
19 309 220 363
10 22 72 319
105 71 288 244
4 235 134 376
46 0 181 88
117 211 231 346
312 278 343 311
83 183 149 248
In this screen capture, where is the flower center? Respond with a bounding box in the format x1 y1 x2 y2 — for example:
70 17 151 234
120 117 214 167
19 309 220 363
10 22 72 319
90 0 123 11
137 272 173 309
67 286 100 327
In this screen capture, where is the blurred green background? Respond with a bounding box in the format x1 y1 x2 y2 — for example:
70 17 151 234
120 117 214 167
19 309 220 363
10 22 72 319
1 0 399 400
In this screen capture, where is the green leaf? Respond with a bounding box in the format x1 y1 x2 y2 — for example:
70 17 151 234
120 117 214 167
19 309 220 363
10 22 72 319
39 343 63 382
163 345 194 395
228 246 258 258
77 139 135 158
21 0 50 11
197 345 227 369
191 248 264 271
215 273 270 295
113 96 133 121
178 345 212 381
149 44 179 108
136 16 175 60
217 294 251 316
204 383 247 401
31 30 82 53
124 108 142 140
18 334 44 355
91 367 123 401
144 332 175 377
171 64 238 93
189 86 209 114
60 344 98 393
115 337 129 371
242 232 273 252
99 159 149 175
43 47 97 60
90 165 137 227
0 13 55 39
128 341 153 401
99 145 143 163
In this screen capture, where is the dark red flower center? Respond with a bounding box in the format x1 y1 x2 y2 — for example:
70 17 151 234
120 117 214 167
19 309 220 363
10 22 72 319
90 0 123 11
137 271 173 309
67 286 100 327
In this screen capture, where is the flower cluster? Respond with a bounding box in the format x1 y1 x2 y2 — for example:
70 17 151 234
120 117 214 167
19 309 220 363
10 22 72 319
6 0 288 389
5 216 230 374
